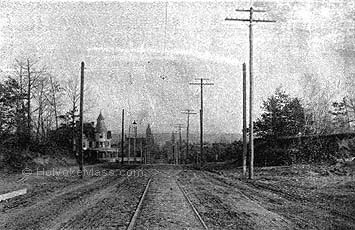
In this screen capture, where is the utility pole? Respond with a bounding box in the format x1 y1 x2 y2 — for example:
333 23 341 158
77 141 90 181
121 109 124 164
174 124 184 165
133 120 137 163
128 125 131 164
189 78 214 167
226 7 275 179
79 61 84 179
171 131 176 165
140 141 143 164
144 145 147 164
242 63 247 176
181 109 197 164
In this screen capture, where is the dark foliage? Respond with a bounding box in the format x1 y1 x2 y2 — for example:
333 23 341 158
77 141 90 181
254 87 306 140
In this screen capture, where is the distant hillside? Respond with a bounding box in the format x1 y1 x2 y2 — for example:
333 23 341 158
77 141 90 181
110 132 242 146
110 133 145 145
154 133 242 146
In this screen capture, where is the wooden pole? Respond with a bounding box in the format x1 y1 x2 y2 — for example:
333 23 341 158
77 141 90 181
242 63 247 176
200 79 203 167
134 123 137 163
189 79 214 167
225 6 275 180
121 109 124 164
182 110 197 164
177 125 182 165
140 141 143 164
79 61 84 179
186 113 190 164
249 7 254 179
128 126 131 164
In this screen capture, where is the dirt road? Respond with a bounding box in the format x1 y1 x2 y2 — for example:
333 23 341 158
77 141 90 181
0 164 150 230
1 164 354 229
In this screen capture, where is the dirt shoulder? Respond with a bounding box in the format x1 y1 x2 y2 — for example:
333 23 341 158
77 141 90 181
178 164 355 229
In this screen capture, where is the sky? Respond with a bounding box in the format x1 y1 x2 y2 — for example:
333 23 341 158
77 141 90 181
0 0 354 134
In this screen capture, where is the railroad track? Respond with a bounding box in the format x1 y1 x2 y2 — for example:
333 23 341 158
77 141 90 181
176 179 209 230
127 171 208 230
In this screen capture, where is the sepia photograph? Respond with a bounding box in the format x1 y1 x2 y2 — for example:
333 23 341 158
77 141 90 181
0 0 354 229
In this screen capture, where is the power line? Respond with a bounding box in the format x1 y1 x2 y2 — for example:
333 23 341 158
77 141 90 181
226 7 275 179
189 78 214 167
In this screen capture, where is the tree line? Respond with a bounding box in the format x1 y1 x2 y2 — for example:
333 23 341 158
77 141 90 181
200 86 355 166
1 59 354 168
0 58 89 169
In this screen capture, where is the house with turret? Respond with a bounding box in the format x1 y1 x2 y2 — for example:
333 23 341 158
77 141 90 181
83 113 157 163
83 112 112 150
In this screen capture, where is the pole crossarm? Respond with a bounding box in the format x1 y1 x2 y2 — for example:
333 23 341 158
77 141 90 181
189 83 214 85
174 124 184 128
195 78 210 80
235 9 266 12
225 18 276 23
181 110 197 115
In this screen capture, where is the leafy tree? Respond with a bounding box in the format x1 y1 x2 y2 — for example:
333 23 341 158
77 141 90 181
0 77 29 148
330 98 349 132
254 88 306 139
329 96 355 133
0 78 20 136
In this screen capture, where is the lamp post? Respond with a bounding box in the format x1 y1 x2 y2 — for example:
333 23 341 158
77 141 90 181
133 120 137 163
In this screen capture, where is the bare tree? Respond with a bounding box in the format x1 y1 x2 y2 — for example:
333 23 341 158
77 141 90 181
48 74 62 130
13 58 47 142
63 77 80 155
300 73 338 134
62 75 96 155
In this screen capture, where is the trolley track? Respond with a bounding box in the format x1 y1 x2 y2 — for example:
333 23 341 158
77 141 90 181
127 169 208 230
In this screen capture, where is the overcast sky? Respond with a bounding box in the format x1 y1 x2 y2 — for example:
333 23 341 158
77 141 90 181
0 0 354 134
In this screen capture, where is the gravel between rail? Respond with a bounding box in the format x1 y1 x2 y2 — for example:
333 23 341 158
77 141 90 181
134 167 206 230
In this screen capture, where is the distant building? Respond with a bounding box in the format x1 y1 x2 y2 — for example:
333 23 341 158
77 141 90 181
146 123 154 145
145 123 157 163
83 112 112 150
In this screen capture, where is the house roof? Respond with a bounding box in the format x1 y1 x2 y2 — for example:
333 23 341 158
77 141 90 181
95 112 107 133
97 111 104 121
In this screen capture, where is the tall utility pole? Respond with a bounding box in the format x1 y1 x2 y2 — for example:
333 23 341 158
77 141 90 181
181 109 197 164
242 63 247 176
174 124 184 165
226 7 275 179
121 109 124 164
189 78 214 167
79 61 84 179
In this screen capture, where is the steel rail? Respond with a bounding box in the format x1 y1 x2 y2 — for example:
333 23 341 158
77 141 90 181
176 179 209 230
126 177 152 230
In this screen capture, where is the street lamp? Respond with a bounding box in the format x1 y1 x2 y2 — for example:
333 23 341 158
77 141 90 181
132 120 137 163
